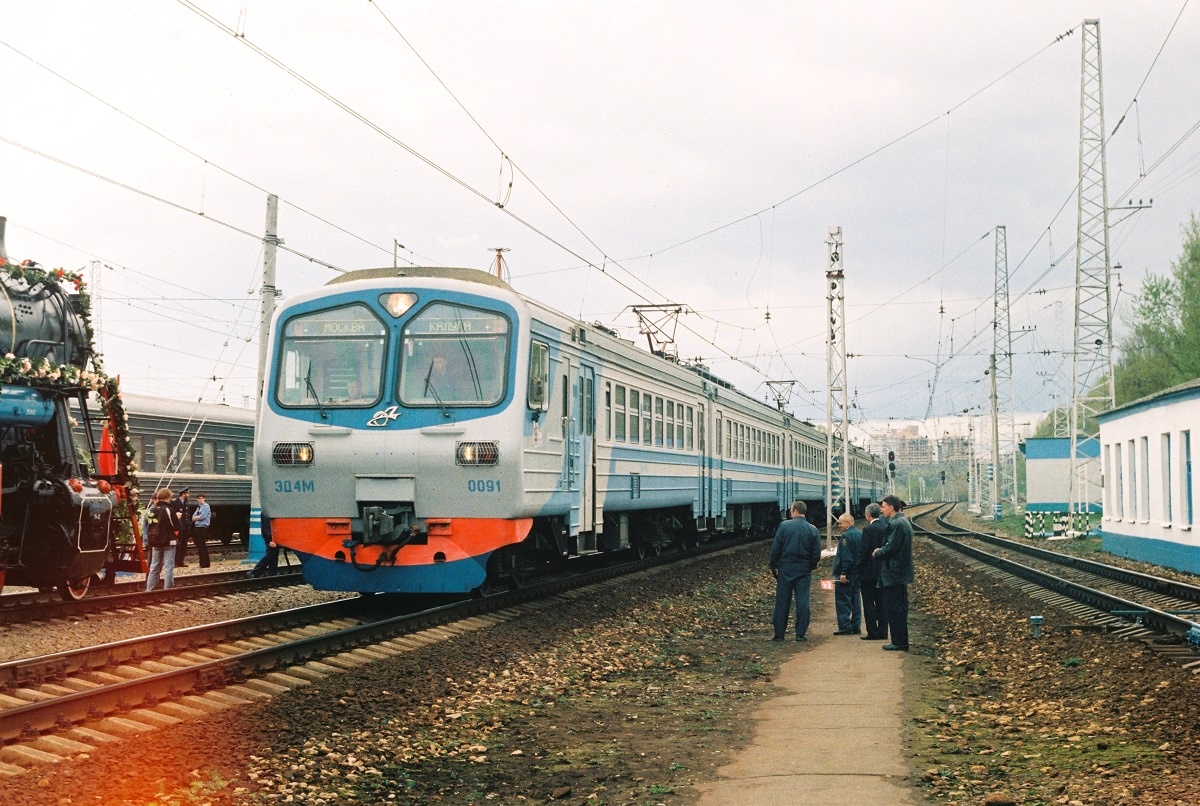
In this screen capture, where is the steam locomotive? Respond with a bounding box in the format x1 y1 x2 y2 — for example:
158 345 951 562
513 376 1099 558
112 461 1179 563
0 217 121 600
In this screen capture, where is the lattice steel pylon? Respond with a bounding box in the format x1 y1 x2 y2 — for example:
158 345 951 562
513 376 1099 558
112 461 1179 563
993 226 1018 515
825 227 849 547
1069 19 1116 533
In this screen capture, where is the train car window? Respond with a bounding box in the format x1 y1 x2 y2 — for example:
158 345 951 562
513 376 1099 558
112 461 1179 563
128 435 144 470
400 303 509 407
243 443 253 475
584 376 594 437
665 401 674 448
154 437 169 473
614 386 626 441
528 342 550 411
201 441 216 474
279 304 386 409
724 419 730 458
176 441 192 474
224 442 237 475
641 393 652 445
686 406 693 451
629 390 640 444
562 374 569 420
605 383 612 440
654 397 664 447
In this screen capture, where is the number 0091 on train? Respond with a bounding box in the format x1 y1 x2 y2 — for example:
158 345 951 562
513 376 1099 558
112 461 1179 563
256 267 884 595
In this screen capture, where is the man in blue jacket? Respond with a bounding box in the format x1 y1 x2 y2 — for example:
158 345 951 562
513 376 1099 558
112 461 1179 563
768 500 822 642
832 512 862 635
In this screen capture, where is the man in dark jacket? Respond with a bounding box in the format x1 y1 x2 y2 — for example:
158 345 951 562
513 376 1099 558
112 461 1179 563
172 488 194 568
873 495 914 651
858 503 888 640
832 513 862 634
768 500 822 641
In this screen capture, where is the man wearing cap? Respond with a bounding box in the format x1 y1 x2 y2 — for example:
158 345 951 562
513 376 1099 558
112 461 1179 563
172 488 195 568
191 494 212 568
873 495 914 651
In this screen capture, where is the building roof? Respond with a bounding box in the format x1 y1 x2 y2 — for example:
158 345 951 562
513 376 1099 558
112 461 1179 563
1097 377 1200 423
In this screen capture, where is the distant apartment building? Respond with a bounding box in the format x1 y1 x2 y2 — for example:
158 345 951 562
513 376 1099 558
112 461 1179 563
937 435 972 465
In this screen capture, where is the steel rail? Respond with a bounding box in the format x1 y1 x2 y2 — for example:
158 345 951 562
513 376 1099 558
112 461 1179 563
0 570 304 627
932 514 1200 605
917 525 1198 638
0 535 757 745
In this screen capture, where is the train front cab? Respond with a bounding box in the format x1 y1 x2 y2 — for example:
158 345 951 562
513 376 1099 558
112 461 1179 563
260 272 540 594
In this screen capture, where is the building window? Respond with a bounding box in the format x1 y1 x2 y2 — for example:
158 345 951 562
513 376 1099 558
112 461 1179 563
1161 433 1172 523
1108 441 1118 522
1139 436 1150 521
1184 431 1194 527
1104 443 1113 516
1123 441 1132 522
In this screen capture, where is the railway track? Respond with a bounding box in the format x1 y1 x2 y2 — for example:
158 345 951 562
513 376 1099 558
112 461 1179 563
0 536 755 775
913 504 1200 667
0 569 305 627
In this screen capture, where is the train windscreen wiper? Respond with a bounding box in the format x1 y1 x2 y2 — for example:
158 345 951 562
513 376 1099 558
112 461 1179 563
423 361 450 418
305 369 328 420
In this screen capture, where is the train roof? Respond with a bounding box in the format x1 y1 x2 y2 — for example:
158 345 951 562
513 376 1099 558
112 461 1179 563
118 393 256 425
326 266 513 291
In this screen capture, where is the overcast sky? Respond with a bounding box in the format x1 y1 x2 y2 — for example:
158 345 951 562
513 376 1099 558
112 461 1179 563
2 1 1198 442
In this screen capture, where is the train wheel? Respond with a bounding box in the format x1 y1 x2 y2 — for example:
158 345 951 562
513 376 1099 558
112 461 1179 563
58 575 93 602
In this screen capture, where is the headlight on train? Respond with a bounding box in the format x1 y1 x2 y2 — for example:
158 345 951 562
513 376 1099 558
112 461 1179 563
273 442 315 465
456 441 499 466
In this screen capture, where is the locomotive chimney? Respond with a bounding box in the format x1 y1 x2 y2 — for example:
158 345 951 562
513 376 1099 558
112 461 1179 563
0 216 7 262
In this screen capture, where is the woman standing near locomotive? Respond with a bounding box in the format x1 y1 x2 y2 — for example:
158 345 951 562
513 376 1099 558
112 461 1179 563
145 488 180 591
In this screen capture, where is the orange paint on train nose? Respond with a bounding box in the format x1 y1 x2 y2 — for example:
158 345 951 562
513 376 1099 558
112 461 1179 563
272 517 533 565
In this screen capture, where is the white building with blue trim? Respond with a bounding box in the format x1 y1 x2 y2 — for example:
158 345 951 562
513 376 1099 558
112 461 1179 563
1098 379 1199 574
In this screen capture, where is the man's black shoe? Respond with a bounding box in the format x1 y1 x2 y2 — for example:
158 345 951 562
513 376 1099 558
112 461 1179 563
795 635 808 642
833 629 855 635
882 644 909 651
772 636 785 641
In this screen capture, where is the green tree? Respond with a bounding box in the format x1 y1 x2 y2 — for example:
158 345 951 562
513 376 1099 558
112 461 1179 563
1115 213 1200 404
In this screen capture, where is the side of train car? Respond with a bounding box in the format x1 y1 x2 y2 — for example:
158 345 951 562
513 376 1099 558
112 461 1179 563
256 267 884 594
108 394 254 544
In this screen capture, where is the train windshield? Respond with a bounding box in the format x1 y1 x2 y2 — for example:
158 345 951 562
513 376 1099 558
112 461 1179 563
276 305 387 408
399 303 509 407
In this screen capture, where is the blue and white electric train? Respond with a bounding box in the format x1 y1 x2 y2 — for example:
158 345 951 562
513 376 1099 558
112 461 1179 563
256 267 884 594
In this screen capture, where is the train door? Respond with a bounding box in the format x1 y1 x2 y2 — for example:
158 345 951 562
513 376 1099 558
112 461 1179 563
783 434 794 510
713 410 726 517
697 403 707 522
577 363 596 537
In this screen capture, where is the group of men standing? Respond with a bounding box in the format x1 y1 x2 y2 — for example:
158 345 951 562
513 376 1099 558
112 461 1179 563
768 495 914 651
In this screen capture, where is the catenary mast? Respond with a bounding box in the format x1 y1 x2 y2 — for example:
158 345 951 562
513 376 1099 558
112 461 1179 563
825 227 849 547
1069 19 1116 534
